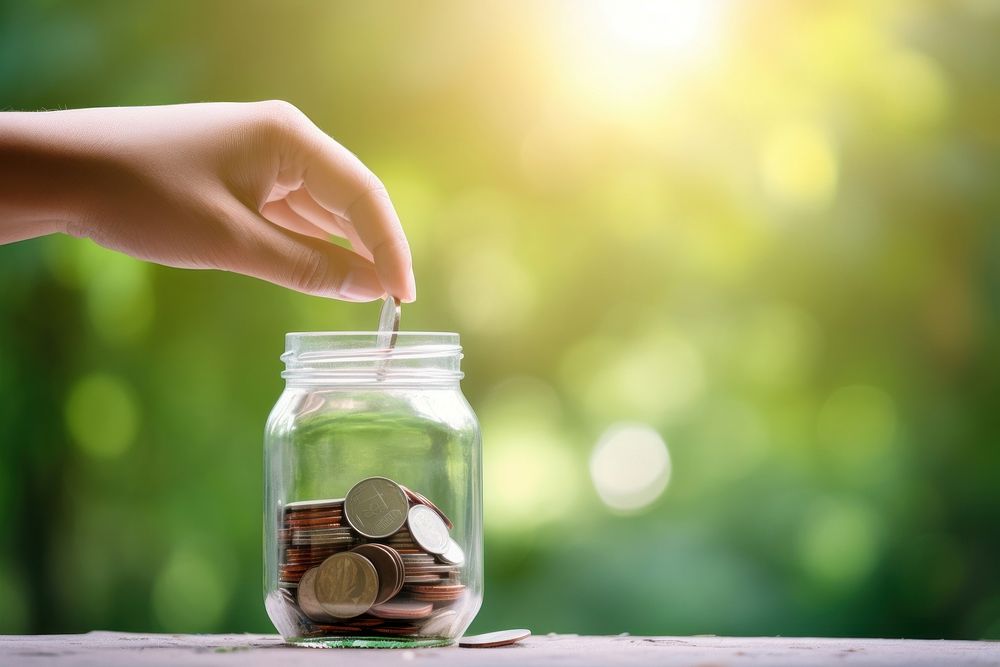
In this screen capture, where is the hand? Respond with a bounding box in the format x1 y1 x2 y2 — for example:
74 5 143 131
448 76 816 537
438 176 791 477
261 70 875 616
0 101 415 302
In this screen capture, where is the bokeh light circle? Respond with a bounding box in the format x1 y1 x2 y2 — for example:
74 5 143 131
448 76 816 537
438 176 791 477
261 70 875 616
590 423 671 512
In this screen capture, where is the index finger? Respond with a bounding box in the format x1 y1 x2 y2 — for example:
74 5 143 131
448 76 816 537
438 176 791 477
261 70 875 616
285 117 416 302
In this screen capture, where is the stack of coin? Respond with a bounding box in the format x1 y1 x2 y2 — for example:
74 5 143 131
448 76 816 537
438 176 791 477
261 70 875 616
278 498 356 587
275 476 468 640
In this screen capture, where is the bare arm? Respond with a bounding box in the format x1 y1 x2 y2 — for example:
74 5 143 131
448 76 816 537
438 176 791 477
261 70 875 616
0 102 415 302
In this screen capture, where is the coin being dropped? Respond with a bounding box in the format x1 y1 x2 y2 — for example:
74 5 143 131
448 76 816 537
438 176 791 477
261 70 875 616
344 476 409 539
407 504 450 555
459 629 531 648
376 295 401 350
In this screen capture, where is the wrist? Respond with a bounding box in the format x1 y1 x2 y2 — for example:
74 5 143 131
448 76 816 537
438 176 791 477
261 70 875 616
0 111 99 242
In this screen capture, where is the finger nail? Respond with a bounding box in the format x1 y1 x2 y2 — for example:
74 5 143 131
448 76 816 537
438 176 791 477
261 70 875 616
402 268 417 303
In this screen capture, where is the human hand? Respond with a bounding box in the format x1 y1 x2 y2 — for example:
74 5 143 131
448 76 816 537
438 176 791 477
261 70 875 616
0 101 415 302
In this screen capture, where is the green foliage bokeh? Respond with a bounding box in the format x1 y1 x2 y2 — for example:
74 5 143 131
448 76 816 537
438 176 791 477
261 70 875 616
1 0 999 639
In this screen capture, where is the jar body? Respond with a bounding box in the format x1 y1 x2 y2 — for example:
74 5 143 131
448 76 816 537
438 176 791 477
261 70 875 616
263 334 482 648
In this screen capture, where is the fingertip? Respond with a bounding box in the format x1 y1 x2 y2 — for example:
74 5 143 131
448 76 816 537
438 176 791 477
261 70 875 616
395 266 416 303
373 252 416 304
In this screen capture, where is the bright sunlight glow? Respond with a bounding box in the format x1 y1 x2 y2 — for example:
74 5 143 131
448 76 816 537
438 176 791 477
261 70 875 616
552 0 727 117
595 0 724 58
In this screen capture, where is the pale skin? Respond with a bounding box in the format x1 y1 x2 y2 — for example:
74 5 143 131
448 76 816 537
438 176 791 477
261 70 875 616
0 101 416 302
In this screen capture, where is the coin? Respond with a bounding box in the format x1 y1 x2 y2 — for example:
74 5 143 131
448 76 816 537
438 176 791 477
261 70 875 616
344 477 410 538
376 295 401 350
376 624 421 636
458 629 531 648
313 552 379 619
406 584 467 601
277 480 470 640
407 504 449 555
402 485 454 529
296 568 337 623
351 544 404 604
438 538 465 566
370 600 434 620
285 517 343 529
285 498 345 510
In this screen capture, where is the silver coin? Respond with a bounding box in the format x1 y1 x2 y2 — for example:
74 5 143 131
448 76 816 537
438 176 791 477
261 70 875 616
376 295 401 350
438 538 466 566
344 476 409 538
407 504 450 555
284 498 345 510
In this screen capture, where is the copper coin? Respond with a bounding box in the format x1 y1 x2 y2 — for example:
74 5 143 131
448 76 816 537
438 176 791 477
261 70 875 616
410 590 466 602
351 544 404 605
307 624 363 634
458 629 531 648
375 625 421 636
285 516 343 528
370 600 434 620
341 616 384 627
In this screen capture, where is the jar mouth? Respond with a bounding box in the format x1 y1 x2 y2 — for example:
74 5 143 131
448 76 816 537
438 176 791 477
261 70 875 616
281 332 463 385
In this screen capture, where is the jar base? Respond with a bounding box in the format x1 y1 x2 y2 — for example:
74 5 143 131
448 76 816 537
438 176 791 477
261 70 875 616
287 636 454 649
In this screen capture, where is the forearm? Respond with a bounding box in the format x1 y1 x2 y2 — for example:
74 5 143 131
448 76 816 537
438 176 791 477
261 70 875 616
0 111 98 244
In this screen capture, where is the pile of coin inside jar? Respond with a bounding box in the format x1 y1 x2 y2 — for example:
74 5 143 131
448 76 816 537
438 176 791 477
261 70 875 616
275 476 467 639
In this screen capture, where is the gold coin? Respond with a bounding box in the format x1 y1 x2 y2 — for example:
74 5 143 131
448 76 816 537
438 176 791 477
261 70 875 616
296 568 337 623
313 552 379 619
350 544 404 604
344 477 409 538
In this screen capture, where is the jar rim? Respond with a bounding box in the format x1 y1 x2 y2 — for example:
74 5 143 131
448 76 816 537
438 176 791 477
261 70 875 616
285 331 459 339
281 332 463 385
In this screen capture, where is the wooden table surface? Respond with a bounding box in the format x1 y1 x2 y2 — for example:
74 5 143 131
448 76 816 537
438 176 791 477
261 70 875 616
1 632 998 667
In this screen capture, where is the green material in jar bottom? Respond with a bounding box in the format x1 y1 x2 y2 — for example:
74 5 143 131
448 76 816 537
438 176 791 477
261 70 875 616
289 636 454 649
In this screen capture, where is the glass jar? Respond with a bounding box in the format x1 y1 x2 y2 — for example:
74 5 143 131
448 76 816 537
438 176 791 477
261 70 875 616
263 332 482 648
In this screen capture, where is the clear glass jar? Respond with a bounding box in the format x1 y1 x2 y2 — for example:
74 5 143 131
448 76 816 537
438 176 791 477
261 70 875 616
263 332 482 648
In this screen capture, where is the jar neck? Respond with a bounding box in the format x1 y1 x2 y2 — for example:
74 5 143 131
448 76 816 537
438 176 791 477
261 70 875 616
280 332 464 387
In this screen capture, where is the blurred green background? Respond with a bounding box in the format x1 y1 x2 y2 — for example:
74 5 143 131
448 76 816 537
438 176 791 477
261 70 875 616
2 0 999 640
